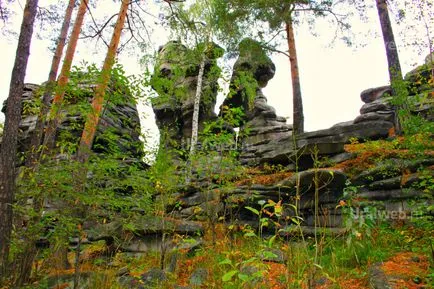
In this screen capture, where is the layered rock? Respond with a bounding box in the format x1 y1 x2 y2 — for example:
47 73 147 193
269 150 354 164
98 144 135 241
218 39 292 164
151 41 224 152
1 81 144 162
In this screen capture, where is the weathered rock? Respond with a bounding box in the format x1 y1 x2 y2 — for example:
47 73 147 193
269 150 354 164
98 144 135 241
151 41 224 152
405 63 434 93
240 120 394 166
357 189 425 201
369 263 392 289
220 38 276 117
328 152 355 165
226 170 346 229
189 268 208 286
140 268 167 287
354 111 394 124
132 216 204 236
360 97 393 114
241 91 293 147
360 85 392 103
2 83 144 162
351 158 434 186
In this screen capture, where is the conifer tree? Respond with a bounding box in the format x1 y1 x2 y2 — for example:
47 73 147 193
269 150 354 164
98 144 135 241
43 0 89 152
27 0 75 165
0 0 38 279
77 0 130 163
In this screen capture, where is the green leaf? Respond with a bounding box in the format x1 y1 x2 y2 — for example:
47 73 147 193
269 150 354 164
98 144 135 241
219 258 233 266
222 270 238 282
245 206 259 215
238 273 249 282
244 232 257 238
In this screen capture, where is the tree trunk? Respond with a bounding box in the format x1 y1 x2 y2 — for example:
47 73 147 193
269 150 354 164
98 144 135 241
375 0 404 134
43 0 88 152
189 54 206 155
375 0 403 83
77 0 129 163
286 18 304 134
0 0 38 278
27 0 75 166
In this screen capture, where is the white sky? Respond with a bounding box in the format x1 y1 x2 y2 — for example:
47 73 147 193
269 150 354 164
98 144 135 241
0 1 430 150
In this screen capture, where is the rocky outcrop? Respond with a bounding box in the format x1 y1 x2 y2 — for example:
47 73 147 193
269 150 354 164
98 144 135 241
218 39 292 164
360 85 392 104
1 81 144 162
151 41 224 152
220 38 277 117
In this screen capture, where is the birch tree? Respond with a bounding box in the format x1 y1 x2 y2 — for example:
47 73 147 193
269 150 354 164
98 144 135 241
164 1 217 155
0 0 38 279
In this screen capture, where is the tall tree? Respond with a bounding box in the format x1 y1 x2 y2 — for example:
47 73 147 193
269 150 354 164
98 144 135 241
285 16 304 134
27 0 75 166
0 0 38 278
375 0 403 82
214 0 348 135
42 0 89 152
77 0 130 163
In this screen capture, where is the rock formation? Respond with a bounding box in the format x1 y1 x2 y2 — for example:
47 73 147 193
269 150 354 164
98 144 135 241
151 41 224 152
1 80 144 163
218 38 293 165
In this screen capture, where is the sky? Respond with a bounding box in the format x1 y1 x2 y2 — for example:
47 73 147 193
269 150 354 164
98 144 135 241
0 0 430 150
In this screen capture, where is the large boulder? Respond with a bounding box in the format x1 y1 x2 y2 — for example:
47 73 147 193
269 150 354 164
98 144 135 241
360 85 392 104
151 41 224 152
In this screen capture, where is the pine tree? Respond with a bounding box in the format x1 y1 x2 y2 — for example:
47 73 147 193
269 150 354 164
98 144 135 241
0 0 39 279
43 0 89 152
27 0 75 165
77 0 130 163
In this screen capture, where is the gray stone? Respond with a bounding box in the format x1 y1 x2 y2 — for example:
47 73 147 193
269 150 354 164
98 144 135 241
121 235 168 253
240 120 394 166
360 98 393 114
358 189 425 201
328 152 355 164
189 268 208 286
140 268 167 286
405 64 434 93
352 158 434 186
354 111 394 124
133 216 204 236
217 38 292 161
179 190 220 207
360 86 392 103
4 81 145 167
278 169 347 192
368 176 402 190
151 41 223 152
368 264 392 289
